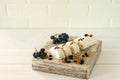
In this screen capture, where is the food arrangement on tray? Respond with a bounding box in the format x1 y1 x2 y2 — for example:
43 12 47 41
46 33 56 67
32 33 102 79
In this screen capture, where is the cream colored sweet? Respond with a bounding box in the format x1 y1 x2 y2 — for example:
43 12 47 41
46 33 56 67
74 34 97 49
49 46 65 59
66 41 80 54
61 44 72 56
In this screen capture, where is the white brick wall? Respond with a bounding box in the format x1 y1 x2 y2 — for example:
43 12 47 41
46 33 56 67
0 0 120 29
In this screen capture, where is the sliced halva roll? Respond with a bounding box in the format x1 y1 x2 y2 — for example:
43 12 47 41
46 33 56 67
58 44 72 56
66 41 80 54
74 34 97 50
49 46 65 59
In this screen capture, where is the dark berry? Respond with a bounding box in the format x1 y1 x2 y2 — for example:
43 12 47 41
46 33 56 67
33 52 38 58
40 53 46 59
55 38 60 43
85 52 88 57
58 37 63 42
52 40 56 44
51 33 69 44
62 40 67 43
48 58 53 60
62 33 69 39
50 35 55 39
53 38 60 44
37 52 41 57
58 35 62 38
40 48 45 52
79 59 84 64
69 55 73 60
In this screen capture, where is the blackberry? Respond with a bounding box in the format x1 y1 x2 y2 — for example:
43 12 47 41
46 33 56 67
79 59 84 64
58 35 62 38
62 40 66 43
62 33 69 39
52 39 57 44
37 51 41 57
55 38 60 43
33 52 38 58
58 37 63 42
40 48 45 53
50 33 69 44
50 35 55 39
53 38 60 44
40 53 46 59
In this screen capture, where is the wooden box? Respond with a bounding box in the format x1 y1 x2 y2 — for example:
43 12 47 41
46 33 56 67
32 36 102 79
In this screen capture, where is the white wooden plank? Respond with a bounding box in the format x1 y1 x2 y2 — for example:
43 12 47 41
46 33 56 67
0 65 119 80
0 65 31 72
97 49 120 65
0 49 33 56
102 39 120 49
90 65 120 80
0 56 31 65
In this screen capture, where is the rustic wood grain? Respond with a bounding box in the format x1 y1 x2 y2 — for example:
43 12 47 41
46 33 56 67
32 37 102 79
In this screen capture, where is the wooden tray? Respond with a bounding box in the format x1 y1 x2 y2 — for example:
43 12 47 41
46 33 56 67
32 36 102 79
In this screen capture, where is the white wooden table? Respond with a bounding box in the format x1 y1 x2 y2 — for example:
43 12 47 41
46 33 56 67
0 29 120 80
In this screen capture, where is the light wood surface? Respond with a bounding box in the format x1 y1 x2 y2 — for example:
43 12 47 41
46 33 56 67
0 29 120 80
32 38 102 79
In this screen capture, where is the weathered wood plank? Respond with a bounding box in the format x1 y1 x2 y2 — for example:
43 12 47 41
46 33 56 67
32 39 102 79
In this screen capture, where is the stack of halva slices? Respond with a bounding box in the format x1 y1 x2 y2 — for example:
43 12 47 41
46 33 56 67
49 34 97 59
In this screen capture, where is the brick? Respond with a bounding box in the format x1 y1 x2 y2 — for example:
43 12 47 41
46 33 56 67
90 4 120 17
47 16 69 28
90 0 111 4
48 4 69 16
29 4 47 16
69 4 89 16
47 0 69 4
0 16 29 28
112 0 120 4
110 17 120 28
29 16 69 28
7 3 29 16
5 0 28 4
70 16 109 28
0 3 6 16
70 0 90 5
29 0 48 4
29 16 48 28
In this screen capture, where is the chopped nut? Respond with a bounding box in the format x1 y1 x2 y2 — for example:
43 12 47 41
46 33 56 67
84 34 88 37
90 34 93 37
